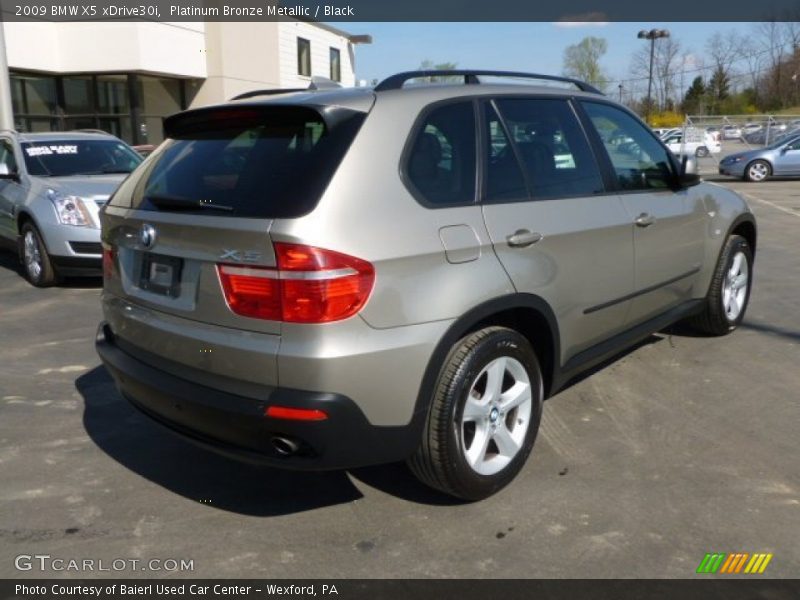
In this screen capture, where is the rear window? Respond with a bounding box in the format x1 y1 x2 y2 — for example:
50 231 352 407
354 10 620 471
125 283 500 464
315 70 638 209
120 106 365 218
22 140 142 177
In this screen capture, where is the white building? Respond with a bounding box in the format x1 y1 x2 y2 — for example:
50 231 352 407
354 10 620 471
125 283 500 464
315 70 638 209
0 20 370 145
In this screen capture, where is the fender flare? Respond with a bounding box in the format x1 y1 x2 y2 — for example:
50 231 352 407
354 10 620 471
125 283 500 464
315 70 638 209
407 293 561 435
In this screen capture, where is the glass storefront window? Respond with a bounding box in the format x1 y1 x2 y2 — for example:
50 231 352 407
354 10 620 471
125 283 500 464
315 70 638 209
9 71 186 145
10 77 24 115
96 75 129 114
140 76 182 115
63 76 94 114
14 75 57 115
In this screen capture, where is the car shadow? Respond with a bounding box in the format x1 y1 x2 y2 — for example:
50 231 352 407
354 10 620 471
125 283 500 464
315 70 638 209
75 330 701 511
0 246 102 288
0 246 23 276
555 333 665 393
739 320 800 343
77 366 366 516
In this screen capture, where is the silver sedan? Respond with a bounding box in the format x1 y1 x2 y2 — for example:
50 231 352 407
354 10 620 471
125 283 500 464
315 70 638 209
719 135 800 182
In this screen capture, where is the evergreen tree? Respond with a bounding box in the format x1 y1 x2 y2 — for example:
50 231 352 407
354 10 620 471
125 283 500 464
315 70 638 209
682 76 707 114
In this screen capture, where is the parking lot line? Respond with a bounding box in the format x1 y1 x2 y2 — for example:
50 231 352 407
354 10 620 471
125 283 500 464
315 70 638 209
741 192 800 218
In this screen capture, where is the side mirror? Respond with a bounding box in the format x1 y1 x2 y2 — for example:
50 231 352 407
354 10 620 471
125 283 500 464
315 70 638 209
679 154 701 187
0 163 19 181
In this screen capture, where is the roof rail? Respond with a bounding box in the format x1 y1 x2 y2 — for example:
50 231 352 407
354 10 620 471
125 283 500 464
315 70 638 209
374 70 604 95
231 77 342 101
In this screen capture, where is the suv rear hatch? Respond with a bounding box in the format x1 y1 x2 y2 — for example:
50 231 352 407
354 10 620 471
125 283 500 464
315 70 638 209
100 102 369 387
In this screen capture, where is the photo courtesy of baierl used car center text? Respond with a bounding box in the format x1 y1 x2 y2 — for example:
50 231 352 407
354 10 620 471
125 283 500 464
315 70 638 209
0 0 798 597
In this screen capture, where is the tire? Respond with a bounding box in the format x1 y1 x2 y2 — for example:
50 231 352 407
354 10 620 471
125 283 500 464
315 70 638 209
744 159 771 182
689 235 753 336
695 146 709 158
19 222 59 287
408 326 544 501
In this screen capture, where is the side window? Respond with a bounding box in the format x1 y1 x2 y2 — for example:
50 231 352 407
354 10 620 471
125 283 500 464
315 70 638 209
582 102 676 191
0 140 17 173
406 102 476 206
494 98 604 199
785 138 800 151
484 103 528 202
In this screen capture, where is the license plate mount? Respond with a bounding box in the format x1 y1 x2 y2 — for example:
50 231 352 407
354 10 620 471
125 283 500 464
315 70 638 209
139 253 183 297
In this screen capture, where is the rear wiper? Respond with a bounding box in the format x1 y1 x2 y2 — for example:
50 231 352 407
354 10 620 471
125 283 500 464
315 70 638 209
146 194 234 212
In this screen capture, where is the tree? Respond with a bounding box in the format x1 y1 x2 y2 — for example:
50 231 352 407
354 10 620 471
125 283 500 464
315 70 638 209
708 66 731 112
654 37 682 111
562 36 609 91
682 76 707 114
416 60 459 82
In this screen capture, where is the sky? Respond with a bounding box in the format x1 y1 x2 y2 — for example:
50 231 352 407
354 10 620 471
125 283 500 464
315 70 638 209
343 22 754 94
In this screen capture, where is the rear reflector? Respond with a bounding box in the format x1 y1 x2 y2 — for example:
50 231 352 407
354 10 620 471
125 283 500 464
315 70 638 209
217 243 374 323
265 406 328 421
102 245 116 280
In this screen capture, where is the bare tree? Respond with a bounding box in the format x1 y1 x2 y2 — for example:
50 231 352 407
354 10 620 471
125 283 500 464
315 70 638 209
629 35 682 111
654 37 682 110
754 21 788 106
738 36 764 100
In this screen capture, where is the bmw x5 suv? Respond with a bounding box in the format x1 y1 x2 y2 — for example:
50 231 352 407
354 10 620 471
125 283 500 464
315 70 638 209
96 71 756 500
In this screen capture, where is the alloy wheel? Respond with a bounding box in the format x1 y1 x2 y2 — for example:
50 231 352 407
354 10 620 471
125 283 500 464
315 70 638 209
460 356 533 476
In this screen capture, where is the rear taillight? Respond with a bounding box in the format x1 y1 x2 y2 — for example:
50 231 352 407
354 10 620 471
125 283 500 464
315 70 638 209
217 265 281 320
102 245 116 279
216 243 374 323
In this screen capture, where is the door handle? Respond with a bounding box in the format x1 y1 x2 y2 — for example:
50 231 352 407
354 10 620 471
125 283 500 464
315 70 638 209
506 229 543 248
634 213 656 228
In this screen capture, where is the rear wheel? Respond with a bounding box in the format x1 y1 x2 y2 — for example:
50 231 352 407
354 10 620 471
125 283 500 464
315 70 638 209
20 222 59 287
695 146 710 158
745 160 771 182
689 235 752 336
408 327 543 501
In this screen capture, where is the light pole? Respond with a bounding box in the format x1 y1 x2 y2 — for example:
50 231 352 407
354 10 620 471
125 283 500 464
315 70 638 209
618 83 623 103
0 23 14 130
637 28 669 124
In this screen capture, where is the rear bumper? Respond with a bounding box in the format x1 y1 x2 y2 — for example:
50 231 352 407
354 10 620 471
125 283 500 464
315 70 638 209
95 323 420 470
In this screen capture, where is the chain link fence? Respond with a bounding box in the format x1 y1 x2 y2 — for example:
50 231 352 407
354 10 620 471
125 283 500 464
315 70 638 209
683 114 800 165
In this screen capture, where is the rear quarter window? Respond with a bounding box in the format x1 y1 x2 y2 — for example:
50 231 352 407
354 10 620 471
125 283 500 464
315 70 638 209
404 101 477 207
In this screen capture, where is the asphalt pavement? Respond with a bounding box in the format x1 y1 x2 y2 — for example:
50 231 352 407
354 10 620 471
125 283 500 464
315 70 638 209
1 178 798 578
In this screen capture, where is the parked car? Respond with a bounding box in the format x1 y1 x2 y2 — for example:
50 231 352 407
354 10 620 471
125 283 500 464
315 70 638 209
0 131 143 286
652 127 679 138
133 144 156 158
662 129 721 157
95 70 756 500
719 134 800 181
721 125 743 140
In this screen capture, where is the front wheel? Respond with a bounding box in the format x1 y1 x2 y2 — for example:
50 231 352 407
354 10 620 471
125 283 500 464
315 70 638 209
689 235 753 336
695 146 710 158
745 160 771 182
20 222 59 287
408 327 543 501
